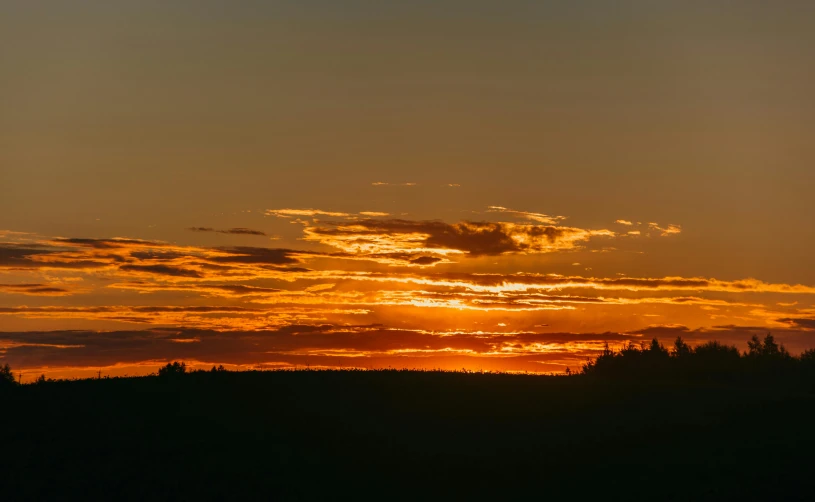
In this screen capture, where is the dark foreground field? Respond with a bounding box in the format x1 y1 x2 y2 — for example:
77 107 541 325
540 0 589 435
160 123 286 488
2 370 814 501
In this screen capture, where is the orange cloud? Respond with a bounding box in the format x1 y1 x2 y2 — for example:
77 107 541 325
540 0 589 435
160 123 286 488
0 305 369 330
648 223 682 236
4 234 813 303
302 218 615 257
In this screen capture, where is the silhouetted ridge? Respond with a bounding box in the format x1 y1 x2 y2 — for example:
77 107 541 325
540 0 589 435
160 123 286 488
2 337 815 500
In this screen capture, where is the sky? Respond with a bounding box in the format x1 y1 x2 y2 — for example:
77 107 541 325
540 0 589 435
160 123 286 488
2 1 815 380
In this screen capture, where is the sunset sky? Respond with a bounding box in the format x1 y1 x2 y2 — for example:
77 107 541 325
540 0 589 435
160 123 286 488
2 1 815 379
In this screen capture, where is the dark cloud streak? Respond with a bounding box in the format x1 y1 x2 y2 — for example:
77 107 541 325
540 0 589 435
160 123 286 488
188 227 267 236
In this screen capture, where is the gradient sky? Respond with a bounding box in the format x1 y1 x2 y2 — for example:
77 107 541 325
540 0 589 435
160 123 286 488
2 1 814 379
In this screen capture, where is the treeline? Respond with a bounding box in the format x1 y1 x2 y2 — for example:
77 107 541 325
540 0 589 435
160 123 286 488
0 361 515 387
582 333 815 381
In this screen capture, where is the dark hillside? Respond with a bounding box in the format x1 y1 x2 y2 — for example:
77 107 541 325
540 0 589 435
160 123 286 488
2 367 814 500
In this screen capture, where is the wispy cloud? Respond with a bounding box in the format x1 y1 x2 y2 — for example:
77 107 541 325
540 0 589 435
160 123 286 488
0 283 73 296
188 227 267 236
487 206 566 225
266 208 351 218
649 222 682 236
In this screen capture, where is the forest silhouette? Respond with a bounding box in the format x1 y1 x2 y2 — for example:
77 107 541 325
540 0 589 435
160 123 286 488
583 333 815 381
2 333 815 500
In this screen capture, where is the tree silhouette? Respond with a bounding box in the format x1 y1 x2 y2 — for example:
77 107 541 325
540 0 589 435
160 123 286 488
648 338 669 355
746 333 790 359
158 361 187 377
0 363 15 387
801 349 815 377
692 340 740 360
672 337 692 357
